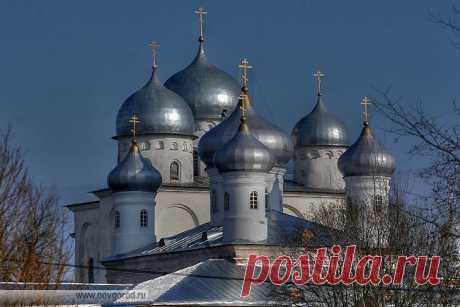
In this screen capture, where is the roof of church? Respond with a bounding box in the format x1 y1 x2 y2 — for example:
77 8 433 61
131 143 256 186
103 210 334 262
112 259 318 306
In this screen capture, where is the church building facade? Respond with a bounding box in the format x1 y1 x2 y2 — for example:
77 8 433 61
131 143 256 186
67 8 396 295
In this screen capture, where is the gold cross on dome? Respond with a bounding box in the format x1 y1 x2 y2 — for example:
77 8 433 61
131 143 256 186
238 58 253 88
148 41 160 67
195 7 207 39
129 114 141 140
239 95 248 119
313 70 325 95
361 96 372 124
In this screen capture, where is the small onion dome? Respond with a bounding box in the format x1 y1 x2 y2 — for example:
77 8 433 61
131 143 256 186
164 41 240 121
108 141 162 192
214 114 274 173
292 95 349 148
198 92 293 168
338 123 395 177
116 66 195 138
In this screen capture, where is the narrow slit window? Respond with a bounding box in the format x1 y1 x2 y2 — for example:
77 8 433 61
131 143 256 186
114 211 120 228
224 192 230 210
249 191 258 209
170 161 180 181
140 209 148 227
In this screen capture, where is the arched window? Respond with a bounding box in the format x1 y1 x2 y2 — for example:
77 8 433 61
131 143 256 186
114 211 120 228
156 141 164 150
171 142 179 150
373 195 384 213
139 141 150 151
170 161 180 181
193 150 199 177
374 195 383 205
249 191 258 209
265 189 270 212
140 209 148 227
211 190 218 213
224 192 230 210
88 257 94 283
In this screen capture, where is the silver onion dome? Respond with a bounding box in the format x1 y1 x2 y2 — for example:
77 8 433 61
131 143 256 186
116 66 195 138
292 95 349 147
198 91 293 168
214 116 274 172
338 123 395 177
164 41 241 120
108 141 162 192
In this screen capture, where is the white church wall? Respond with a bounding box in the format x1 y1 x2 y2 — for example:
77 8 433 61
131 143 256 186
343 175 391 207
193 119 222 178
293 146 346 192
222 172 268 242
207 168 224 226
155 188 210 239
117 135 194 184
112 191 156 255
71 197 114 284
283 192 345 221
69 185 347 282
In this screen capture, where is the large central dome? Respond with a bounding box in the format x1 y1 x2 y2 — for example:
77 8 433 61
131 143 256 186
164 41 240 121
116 66 195 138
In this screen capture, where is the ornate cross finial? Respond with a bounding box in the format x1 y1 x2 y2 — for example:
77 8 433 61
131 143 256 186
195 7 207 41
361 96 372 124
239 94 249 132
238 58 253 90
239 95 248 119
129 114 141 141
148 41 160 68
313 70 325 96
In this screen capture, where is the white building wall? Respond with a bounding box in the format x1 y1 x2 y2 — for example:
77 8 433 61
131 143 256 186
112 191 156 255
282 192 345 221
193 119 222 178
294 146 347 192
343 175 391 207
343 175 392 247
117 135 194 184
222 172 268 242
71 194 115 283
69 185 346 282
207 168 224 226
265 167 286 212
155 188 210 239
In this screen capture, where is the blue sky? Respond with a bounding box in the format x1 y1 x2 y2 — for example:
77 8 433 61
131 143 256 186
0 0 457 204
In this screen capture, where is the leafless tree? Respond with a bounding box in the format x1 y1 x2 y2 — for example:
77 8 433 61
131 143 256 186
0 127 70 286
270 178 448 306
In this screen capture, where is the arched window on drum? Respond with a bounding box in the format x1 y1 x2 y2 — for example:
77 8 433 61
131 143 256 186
170 161 180 181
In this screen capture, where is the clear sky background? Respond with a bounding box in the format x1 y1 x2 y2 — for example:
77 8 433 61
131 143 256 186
0 0 457 205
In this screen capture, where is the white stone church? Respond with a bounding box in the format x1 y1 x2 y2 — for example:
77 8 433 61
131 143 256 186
67 8 396 305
